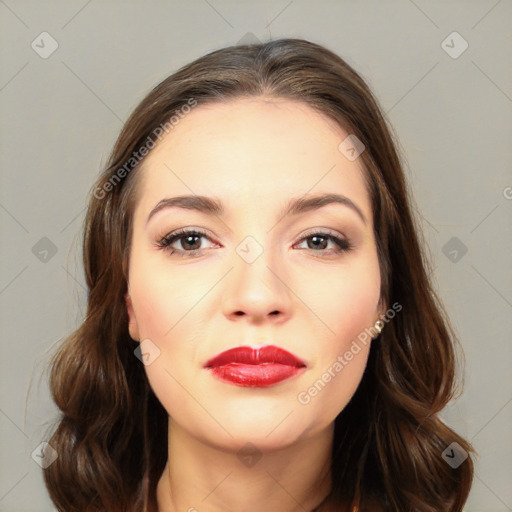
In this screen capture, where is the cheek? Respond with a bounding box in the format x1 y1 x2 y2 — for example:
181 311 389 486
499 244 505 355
127 258 212 426
317 259 381 346
144 360 182 412
296 259 379 421
335 284 379 341
297 322 372 428
128 257 204 340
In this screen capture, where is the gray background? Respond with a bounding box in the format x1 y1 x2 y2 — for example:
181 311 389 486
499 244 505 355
1 1 511 511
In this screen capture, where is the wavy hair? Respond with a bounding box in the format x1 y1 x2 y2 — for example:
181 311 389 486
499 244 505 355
43 38 475 511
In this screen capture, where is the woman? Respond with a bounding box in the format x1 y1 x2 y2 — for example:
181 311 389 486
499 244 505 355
43 38 474 511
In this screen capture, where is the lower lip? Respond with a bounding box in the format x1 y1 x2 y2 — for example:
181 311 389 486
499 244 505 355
208 363 305 387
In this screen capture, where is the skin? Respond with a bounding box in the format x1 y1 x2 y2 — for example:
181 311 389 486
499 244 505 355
125 97 384 512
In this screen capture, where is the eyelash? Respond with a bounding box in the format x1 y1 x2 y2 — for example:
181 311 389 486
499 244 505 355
156 228 353 258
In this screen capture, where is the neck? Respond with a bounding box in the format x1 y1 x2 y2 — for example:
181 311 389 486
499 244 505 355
156 421 333 512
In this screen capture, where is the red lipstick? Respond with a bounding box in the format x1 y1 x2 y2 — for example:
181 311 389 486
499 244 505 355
204 346 306 387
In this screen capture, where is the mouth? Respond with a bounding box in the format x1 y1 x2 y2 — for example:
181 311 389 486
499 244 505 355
204 345 306 388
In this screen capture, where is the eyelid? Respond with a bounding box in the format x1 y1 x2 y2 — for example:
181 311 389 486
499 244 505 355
156 227 217 248
296 226 346 241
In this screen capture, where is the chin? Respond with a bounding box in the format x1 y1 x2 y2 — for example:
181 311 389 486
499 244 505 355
199 406 320 452
205 425 307 454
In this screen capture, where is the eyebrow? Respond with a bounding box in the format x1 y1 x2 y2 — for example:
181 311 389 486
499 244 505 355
146 193 367 226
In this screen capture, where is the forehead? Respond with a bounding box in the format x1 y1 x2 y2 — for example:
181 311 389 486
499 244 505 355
134 97 372 220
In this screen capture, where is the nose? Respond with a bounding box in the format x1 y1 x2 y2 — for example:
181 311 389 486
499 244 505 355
221 251 291 325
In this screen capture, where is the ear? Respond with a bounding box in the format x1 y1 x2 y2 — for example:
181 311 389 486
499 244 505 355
375 300 387 322
125 293 140 341
371 302 388 339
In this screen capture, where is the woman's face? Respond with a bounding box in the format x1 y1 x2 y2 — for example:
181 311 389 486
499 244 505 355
125 97 382 451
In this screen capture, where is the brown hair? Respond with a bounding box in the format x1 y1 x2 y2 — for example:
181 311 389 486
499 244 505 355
43 38 475 511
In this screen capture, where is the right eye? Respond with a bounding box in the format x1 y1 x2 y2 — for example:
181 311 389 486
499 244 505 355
156 228 218 258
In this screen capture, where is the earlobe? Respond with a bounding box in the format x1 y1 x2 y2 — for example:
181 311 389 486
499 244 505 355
373 319 384 336
371 305 387 340
125 293 140 341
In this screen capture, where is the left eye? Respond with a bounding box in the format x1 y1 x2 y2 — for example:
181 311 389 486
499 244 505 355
294 232 352 254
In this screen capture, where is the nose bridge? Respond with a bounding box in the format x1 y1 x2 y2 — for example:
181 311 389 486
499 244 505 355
222 228 290 320
235 233 281 296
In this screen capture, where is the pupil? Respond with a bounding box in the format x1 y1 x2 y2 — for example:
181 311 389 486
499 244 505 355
185 235 200 250
310 236 327 250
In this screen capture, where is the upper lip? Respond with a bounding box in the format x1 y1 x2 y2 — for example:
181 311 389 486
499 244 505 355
204 345 306 368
